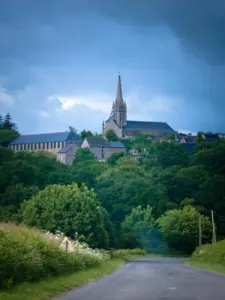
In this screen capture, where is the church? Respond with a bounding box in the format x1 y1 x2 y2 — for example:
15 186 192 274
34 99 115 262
103 76 176 138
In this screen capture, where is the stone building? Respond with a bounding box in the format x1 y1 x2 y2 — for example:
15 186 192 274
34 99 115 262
9 131 82 157
81 136 125 161
9 131 125 164
103 75 176 138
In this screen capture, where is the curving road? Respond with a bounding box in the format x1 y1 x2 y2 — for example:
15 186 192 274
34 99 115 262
53 258 225 300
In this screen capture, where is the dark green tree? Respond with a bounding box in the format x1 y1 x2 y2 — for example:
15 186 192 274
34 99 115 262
21 183 113 248
80 130 94 138
157 206 212 253
104 129 119 141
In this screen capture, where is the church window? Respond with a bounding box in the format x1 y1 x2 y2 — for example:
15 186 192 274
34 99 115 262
58 141 60 148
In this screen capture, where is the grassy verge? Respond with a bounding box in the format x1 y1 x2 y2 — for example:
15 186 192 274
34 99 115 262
0 259 124 300
183 260 225 275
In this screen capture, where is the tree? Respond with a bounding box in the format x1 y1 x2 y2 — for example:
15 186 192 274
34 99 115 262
2 113 17 130
120 205 164 250
153 141 189 168
0 129 19 147
0 114 3 128
96 157 169 227
105 129 119 141
157 206 212 253
106 152 126 166
73 148 97 165
21 184 113 249
80 130 94 138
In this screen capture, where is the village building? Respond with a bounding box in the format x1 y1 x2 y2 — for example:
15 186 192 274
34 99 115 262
81 136 125 161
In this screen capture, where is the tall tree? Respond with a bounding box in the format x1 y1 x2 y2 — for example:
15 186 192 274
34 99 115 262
105 129 119 141
21 183 113 248
80 130 94 138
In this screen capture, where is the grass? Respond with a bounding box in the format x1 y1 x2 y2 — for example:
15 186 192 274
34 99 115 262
0 258 124 300
183 260 225 275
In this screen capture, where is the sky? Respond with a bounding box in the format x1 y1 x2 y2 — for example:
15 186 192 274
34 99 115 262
1 0 225 134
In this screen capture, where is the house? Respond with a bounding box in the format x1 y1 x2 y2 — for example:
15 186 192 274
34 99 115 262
81 136 125 161
56 140 83 165
103 75 176 138
9 130 82 158
202 133 220 143
179 135 197 144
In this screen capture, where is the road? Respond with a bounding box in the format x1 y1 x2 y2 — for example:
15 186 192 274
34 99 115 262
53 257 225 300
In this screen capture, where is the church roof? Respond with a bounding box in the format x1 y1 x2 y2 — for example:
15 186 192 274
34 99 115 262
9 131 81 145
123 120 176 133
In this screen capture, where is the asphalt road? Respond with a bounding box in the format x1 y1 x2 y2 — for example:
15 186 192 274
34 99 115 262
53 258 225 300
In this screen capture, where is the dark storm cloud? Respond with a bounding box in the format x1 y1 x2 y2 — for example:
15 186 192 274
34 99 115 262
85 0 225 65
1 0 225 133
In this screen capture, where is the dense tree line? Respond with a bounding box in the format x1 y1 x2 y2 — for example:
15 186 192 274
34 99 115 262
1 117 225 253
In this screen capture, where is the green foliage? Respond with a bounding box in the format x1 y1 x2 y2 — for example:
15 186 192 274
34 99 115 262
121 206 166 252
0 129 19 147
106 152 126 166
72 148 107 188
121 205 155 234
104 129 119 141
80 130 94 138
0 223 107 289
96 158 169 226
157 206 212 254
111 248 147 259
191 240 225 265
0 113 19 146
73 148 97 165
21 184 113 249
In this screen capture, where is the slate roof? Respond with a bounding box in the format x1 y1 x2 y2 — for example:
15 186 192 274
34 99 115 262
86 137 109 148
204 133 220 141
57 144 73 154
9 131 81 145
85 137 125 148
123 120 176 133
109 141 125 148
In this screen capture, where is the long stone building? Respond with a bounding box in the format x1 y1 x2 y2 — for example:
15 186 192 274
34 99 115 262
9 131 125 165
103 75 176 138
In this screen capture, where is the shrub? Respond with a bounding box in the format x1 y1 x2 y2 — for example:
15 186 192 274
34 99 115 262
157 206 212 254
21 183 112 249
191 240 225 265
0 223 108 289
111 248 147 259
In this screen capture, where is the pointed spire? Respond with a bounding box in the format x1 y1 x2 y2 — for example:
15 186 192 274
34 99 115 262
115 73 123 105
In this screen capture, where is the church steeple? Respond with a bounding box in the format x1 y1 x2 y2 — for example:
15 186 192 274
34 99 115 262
116 74 123 105
110 74 127 127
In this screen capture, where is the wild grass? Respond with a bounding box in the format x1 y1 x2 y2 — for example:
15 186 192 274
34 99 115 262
0 223 109 289
0 259 124 300
184 239 225 274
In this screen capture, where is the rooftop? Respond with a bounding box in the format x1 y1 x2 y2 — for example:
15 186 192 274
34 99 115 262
85 137 125 148
9 131 81 145
123 120 176 133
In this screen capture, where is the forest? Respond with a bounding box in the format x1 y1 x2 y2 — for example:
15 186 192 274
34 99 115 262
1 114 225 254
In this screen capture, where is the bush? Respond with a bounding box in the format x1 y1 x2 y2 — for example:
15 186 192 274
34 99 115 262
0 223 108 289
191 240 225 265
21 183 112 249
111 248 147 259
157 206 212 254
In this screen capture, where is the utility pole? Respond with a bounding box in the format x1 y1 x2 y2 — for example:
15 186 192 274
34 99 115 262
211 210 217 244
199 214 202 247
